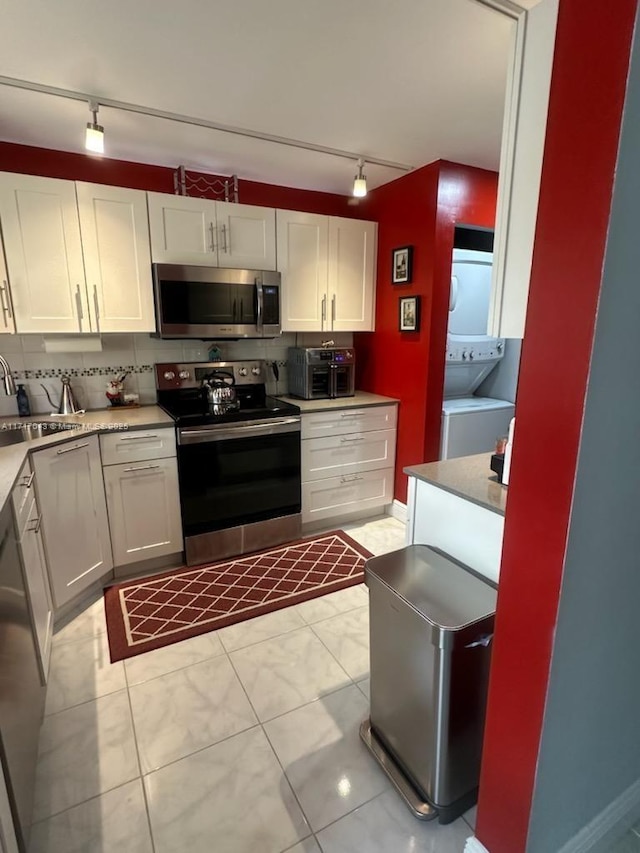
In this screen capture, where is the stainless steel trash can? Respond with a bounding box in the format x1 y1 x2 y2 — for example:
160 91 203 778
361 544 497 824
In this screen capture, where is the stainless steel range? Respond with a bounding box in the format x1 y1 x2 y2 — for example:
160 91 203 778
156 361 301 566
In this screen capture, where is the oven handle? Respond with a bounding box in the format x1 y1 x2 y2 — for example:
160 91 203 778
178 417 301 445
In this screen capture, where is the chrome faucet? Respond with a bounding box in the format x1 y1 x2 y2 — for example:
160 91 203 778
0 355 16 396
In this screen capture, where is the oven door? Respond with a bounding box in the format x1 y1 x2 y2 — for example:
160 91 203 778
177 418 301 537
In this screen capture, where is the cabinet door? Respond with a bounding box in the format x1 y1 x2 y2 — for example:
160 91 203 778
328 217 377 332
32 435 113 609
19 499 53 681
0 232 16 334
0 173 88 333
76 183 155 333
277 210 329 332
103 457 183 566
147 192 218 265
216 202 276 270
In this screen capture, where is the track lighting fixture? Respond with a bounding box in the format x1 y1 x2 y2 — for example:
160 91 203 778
85 100 104 154
353 158 367 197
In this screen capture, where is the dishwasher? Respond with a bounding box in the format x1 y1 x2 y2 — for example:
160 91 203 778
0 502 45 850
360 544 497 824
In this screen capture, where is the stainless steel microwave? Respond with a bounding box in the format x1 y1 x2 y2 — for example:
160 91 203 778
152 264 281 339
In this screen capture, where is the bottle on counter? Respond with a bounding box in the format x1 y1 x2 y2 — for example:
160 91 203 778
16 384 31 417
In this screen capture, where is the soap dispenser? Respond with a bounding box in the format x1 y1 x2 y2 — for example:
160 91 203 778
16 384 31 417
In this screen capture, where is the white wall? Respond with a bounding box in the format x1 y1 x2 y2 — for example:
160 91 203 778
477 337 522 403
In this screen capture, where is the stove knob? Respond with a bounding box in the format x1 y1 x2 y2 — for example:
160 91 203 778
238 368 248 377
461 350 468 361
469 350 475 361
163 371 176 380
497 341 504 353
178 370 190 379
251 366 261 375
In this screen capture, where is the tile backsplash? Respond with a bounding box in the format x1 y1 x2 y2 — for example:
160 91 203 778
0 331 353 416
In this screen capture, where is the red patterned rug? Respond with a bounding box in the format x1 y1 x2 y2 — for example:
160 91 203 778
104 530 371 662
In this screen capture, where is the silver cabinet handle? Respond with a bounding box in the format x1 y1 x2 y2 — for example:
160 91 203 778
340 412 360 418
331 294 336 328
340 436 364 443
93 285 100 333
123 464 160 472
75 284 84 332
221 224 228 253
0 282 10 328
119 434 158 441
56 442 89 455
27 514 42 534
209 222 217 253
340 475 364 484
21 472 35 489
321 295 327 331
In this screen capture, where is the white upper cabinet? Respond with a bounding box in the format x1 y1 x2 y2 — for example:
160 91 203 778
278 210 377 332
489 0 559 338
0 229 15 334
147 192 277 270
0 173 88 333
76 182 155 332
0 173 156 334
328 217 376 332
277 210 329 332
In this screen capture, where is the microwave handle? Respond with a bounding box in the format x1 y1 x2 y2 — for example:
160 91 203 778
255 279 263 332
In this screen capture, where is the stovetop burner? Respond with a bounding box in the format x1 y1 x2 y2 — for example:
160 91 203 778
155 360 300 427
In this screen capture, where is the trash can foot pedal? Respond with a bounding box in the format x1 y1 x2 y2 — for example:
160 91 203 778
359 718 438 821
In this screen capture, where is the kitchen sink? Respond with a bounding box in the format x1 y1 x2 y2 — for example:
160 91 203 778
0 422 82 447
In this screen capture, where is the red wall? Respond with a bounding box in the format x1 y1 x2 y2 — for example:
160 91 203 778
0 141 355 217
354 161 498 502
475 2 638 851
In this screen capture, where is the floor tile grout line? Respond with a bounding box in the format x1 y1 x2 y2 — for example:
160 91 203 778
307 614 369 684
30 777 143 829
311 788 390 837
124 675 158 853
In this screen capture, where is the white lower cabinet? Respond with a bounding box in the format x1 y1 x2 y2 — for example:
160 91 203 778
32 435 113 609
300 405 397 525
100 426 183 568
103 457 182 566
12 460 52 681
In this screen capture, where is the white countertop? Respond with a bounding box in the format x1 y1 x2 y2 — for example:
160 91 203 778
405 453 507 516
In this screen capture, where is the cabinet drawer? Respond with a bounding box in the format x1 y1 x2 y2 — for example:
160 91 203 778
12 458 36 533
302 429 396 483
302 467 394 524
100 428 176 465
301 405 397 440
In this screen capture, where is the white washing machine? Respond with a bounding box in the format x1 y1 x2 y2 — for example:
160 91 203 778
441 249 514 460
441 396 515 460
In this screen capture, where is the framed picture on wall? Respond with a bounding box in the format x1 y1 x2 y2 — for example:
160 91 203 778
399 295 420 332
392 246 413 284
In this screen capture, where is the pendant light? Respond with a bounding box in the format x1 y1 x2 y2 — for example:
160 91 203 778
85 101 104 154
353 158 367 197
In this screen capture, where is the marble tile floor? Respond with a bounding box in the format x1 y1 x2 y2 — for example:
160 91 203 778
28 514 478 853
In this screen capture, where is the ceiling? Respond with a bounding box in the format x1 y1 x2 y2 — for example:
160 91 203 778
0 0 513 195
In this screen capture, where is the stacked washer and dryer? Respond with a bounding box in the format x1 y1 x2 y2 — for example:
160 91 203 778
440 249 515 460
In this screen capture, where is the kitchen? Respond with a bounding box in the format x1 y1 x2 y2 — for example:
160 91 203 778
1 5 640 852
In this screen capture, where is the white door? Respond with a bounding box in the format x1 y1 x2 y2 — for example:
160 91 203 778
328 217 377 332
216 202 276 270
0 235 15 334
0 173 88 333
76 182 155 332
33 435 113 609
19 499 53 680
147 192 218 264
103 457 183 566
277 210 329 332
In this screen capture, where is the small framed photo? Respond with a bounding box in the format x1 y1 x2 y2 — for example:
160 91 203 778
392 246 413 284
399 295 420 332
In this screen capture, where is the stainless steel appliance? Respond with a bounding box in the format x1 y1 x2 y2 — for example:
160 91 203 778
152 264 281 339
0 502 46 850
156 361 301 565
287 347 355 399
361 544 497 824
